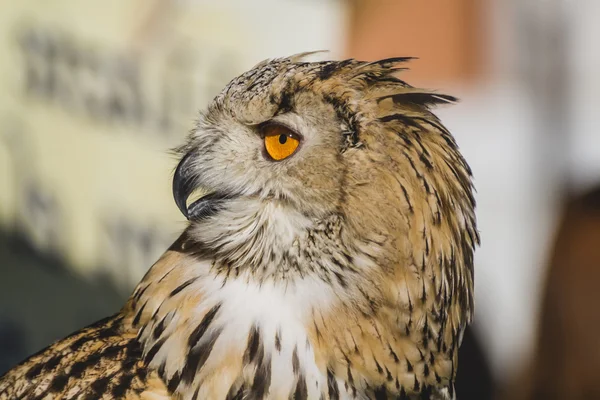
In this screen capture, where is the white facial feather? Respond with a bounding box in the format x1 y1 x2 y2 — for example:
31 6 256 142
189 198 314 276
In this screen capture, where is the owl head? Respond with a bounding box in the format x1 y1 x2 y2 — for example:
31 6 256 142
172 54 477 315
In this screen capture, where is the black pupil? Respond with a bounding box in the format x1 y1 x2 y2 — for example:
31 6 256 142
278 134 287 145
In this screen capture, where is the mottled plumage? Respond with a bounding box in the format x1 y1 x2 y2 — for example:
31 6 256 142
0 54 478 400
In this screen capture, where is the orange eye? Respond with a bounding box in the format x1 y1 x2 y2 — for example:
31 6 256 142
262 124 301 161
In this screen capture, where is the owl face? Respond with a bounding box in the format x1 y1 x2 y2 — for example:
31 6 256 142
174 89 346 222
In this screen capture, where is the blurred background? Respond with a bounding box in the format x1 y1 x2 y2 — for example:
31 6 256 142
1 0 599 398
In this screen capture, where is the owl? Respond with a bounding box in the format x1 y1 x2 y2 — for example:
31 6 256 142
0 53 478 400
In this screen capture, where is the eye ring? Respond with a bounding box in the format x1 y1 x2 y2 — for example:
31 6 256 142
260 123 302 161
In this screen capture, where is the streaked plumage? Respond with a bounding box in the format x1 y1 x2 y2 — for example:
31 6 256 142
0 54 478 400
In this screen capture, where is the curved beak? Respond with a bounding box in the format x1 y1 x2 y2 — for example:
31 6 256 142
173 151 196 219
172 151 233 221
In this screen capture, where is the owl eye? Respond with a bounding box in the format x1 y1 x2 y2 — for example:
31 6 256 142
262 124 301 161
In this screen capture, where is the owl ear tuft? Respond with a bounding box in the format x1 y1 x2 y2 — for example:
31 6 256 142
287 50 330 63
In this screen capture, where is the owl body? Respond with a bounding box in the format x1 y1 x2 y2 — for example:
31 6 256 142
0 54 477 400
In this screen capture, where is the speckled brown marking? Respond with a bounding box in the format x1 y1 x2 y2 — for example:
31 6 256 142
0 313 170 399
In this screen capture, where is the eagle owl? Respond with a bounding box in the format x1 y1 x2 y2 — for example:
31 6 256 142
0 54 478 400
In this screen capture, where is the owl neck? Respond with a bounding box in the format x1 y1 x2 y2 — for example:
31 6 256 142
125 235 350 399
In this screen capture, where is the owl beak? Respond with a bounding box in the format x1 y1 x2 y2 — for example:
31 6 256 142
172 151 232 221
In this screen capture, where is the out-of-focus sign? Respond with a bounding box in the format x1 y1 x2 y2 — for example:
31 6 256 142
0 0 347 288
